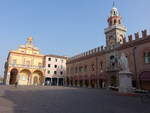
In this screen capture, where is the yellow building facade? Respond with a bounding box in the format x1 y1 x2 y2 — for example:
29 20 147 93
4 37 45 85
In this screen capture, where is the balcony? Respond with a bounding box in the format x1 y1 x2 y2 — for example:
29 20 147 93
9 64 45 69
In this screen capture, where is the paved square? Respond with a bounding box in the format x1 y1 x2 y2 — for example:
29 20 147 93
0 86 149 113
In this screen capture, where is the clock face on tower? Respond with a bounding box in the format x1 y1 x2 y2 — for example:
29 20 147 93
109 36 115 48
119 35 124 44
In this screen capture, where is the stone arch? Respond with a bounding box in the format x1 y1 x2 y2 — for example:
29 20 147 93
9 68 18 85
32 70 44 85
110 75 117 87
139 71 150 90
19 69 31 85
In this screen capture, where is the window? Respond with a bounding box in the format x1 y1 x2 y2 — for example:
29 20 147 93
48 70 50 74
38 63 42 67
48 58 51 61
54 71 57 74
119 20 121 24
60 71 63 75
48 64 51 67
79 66 83 72
91 64 95 71
12 59 17 65
114 19 116 24
144 52 150 63
100 61 103 69
26 61 30 66
60 65 63 69
75 67 78 73
114 11 116 15
61 60 63 63
54 65 57 68
55 59 57 62
84 65 87 72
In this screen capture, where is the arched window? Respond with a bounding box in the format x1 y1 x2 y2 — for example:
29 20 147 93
109 21 112 26
119 35 124 44
144 52 150 63
114 19 117 24
119 20 121 24
114 11 116 15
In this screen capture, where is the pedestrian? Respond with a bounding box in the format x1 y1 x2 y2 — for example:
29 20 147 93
15 81 18 88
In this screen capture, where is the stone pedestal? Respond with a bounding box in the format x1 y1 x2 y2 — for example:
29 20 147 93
119 72 132 93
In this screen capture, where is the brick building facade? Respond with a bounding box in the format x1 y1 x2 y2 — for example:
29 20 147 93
65 6 150 90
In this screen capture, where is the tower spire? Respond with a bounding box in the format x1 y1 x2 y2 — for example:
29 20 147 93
113 1 115 7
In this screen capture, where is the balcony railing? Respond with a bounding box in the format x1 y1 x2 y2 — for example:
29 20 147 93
9 64 45 69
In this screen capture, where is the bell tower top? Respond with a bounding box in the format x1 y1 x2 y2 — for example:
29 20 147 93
104 4 127 50
107 3 121 27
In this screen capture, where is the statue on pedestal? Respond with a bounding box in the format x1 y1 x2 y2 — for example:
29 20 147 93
119 53 129 72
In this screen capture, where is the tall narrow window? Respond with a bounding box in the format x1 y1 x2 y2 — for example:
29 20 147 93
144 52 150 63
48 58 51 61
48 64 51 67
54 65 57 68
48 70 50 74
12 59 17 65
54 71 57 74
55 59 57 62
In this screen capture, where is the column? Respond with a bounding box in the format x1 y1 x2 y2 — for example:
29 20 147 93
50 78 53 86
83 80 86 88
97 80 100 88
77 80 80 87
88 79 91 88
57 78 59 86
94 80 97 88
6 73 10 85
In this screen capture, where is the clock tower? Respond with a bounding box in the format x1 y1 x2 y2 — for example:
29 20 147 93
104 5 127 50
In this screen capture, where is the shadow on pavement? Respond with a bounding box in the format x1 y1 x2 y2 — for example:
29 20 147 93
1 86 150 113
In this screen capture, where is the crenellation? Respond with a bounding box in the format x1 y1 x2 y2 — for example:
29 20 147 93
135 32 140 40
94 48 97 53
123 37 126 44
98 47 100 52
142 29 147 38
101 46 104 51
128 35 133 42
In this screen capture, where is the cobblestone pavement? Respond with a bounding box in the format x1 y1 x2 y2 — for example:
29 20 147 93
0 85 150 113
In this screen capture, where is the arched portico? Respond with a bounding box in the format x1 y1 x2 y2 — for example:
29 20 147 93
32 70 44 85
9 68 18 85
19 69 31 85
140 71 150 90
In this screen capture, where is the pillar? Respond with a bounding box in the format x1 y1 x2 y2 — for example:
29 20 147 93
5 73 10 85
83 80 86 88
88 79 91 88
97 80 100 88
50 78 53 86
77 80 80 87
57 78 59 86
94 80 97 88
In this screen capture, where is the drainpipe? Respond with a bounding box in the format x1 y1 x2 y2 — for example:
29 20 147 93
133 47 138 89
96 56 98 88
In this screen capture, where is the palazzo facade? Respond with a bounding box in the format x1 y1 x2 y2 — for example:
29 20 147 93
65 6 150 90
44 55 67 86
4 37 45 85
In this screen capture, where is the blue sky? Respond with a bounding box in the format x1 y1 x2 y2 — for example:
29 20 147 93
0 0 150 77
